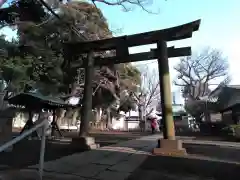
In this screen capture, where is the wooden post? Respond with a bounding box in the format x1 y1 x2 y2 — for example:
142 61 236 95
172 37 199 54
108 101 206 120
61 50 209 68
20 111 33 133
0 108 15 152
157 40 176 140
106 107 111 129
51 109 63 137
79 52 94 137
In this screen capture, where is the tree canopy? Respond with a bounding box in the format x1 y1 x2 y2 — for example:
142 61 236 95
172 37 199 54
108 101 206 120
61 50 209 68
113 63 141 113
0 0 146 137
0 0 142 108
174 48 230 120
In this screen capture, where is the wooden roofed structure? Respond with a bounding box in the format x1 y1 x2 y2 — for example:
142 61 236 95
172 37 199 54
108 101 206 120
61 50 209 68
7 92 74 110
64 19 201 144
207 85 240 125
7 92 75 137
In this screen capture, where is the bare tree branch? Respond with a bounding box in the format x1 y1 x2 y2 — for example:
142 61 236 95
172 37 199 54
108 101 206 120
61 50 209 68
174 48 229 100
92 0 159 14
174 48 230 121
45 0 159 13
138 65 160 110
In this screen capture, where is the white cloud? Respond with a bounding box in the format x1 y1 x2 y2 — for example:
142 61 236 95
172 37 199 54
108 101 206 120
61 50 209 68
224 39 240 85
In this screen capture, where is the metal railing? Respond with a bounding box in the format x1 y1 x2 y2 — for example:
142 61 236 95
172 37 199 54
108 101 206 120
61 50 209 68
0 119 48 180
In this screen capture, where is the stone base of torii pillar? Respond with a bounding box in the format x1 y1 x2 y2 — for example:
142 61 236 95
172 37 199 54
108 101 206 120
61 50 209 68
71 136 99 150
153 139 187 156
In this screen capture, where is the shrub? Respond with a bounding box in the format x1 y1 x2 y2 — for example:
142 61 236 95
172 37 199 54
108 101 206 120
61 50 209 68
222 124 240 137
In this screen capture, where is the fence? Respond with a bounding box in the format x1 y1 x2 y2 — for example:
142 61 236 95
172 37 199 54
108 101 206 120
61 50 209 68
0 118 48 180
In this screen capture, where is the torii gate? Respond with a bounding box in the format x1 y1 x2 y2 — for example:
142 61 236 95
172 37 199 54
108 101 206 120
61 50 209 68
64 19 201 155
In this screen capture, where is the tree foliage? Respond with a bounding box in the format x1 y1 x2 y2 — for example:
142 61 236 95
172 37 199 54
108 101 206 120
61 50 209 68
115 63 141 112
0 35 36 92
0 0 153 134
118 91 137 112
0 1 114 93
16 1 115 95
0 1 142 106
117 63 141 91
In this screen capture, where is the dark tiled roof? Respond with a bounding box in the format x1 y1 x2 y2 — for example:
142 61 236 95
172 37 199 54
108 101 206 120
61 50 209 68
227 85 240 89
7 92 73 109
211 86 240 111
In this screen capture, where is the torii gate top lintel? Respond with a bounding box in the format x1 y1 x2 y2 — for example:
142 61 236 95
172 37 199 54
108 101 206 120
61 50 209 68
64 19 200 55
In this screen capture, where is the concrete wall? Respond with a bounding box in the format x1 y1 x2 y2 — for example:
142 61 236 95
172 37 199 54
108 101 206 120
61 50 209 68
111 116 140 131
111 115 126 130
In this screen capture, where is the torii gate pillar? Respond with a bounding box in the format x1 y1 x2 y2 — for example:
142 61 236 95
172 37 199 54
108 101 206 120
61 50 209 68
153 40 187 156
72 52 99 150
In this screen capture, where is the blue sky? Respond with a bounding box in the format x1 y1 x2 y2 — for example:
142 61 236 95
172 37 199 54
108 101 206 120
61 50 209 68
97 0 240 81
1 0 240 103
97 0 240 103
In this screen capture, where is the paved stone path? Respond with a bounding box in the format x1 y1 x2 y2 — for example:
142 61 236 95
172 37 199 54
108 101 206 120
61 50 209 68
0 137 156 180
1 135 240 179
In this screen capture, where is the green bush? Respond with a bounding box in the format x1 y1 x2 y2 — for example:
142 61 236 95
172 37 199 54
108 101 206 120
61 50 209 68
229 124 240 129
222 124 240 137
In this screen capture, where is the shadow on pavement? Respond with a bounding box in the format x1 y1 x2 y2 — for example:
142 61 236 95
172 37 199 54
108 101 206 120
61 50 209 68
125 142 240 180
127 154 240 180
1 137 240 180
97 138 240 180
0 139 84 169
184 143 240 162
0 131 147 170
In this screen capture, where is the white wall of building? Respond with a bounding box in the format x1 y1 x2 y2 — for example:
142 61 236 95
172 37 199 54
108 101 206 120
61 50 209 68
111 115 126 130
